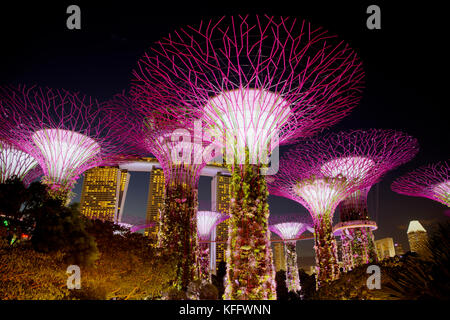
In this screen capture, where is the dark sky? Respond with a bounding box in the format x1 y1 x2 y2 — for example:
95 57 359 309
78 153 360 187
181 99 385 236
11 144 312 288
1 1 448 259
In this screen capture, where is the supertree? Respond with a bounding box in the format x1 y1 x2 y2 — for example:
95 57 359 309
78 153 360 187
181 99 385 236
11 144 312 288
316 129 419 271
196 211 229 282
105 93 221 290
267 140 377 287
0 85 132 203
392 160 450 207
133 15 364 299
0 140 42 186
269 213 312 294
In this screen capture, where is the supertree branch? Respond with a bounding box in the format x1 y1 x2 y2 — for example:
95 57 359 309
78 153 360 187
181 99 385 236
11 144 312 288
0 85 134 202
131 15 364 299
392 159 450 207
132 15 364 156
196 211 229 282
0 141 39 183
105 92 221 290
269 213 312 294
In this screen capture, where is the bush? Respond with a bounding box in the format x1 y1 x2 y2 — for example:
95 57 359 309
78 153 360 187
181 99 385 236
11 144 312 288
0 220 177 300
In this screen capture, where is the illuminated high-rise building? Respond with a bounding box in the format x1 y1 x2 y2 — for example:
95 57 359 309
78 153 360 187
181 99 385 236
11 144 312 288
272 241 286 272
407 220 428 256
80 166 130 222
210 172 231 274
144 167 165 239
375 237 396 260
394 242 406 256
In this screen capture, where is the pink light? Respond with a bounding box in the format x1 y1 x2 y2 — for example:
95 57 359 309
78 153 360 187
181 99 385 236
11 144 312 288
196 211 229 240
31 129 100 184
392 160 450 207
293 178 348 217
0 142 38 182
321 156 375 181
432 180 450 202
270 222 307 240
203 88 291 162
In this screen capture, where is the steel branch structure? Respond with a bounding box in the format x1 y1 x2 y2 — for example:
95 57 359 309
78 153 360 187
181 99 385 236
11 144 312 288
132 15 364 300
106 93 220 290
0 85 131 203
268 145 371 287
392 160 450 207
197 211 229 282
269 213 312 293
0 141 41 185
317 129 419 270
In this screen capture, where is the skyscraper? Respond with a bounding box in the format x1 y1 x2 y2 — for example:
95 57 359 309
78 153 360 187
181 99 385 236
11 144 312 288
144 167 165 240
272 241 286 272
375 237 396 260
210 172 231 273
394 242 406 256
80 166 130 222
407 220 428 256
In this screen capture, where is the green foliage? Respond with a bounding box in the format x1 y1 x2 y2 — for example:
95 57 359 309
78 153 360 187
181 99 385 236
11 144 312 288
224 154 276 300
0 241 73 300
0 220 177 300
158 179 199 290
312 214 340 287
0 177 29 219
31 201 99 267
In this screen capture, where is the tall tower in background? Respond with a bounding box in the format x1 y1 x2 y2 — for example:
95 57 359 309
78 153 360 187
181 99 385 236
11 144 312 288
210 172 231 274
272 241 286 272
407 220 428 256
145 167 165 240
80 166 130 222
375 237 396 260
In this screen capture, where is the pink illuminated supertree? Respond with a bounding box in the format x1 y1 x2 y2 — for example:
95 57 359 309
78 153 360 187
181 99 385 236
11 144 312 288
105 93 221 290
0 85 132 203
133 15 364 299
269 213 312 294
196 211 229 282
0 140 42 185
268 143 376 287
315 129 419 271
392 160 450 207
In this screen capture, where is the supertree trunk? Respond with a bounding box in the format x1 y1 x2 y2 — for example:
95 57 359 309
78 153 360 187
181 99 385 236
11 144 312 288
284 241 301 293
340 231 354 272
340 189 378 267
158 176 199 290
313 213 340 288
198 242 211 282
348 227 377 265
224 162 276 300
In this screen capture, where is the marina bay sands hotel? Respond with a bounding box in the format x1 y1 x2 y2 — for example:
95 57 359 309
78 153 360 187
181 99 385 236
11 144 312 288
79 157 232 273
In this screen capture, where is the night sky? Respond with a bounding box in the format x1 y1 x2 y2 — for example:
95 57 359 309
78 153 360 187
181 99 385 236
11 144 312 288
1 1 448 262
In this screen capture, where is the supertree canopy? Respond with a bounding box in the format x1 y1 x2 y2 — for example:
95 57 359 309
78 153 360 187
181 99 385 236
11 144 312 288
132 15 364 300
316 129 419 270
197 211 229 282
105 93 221 290
0 140 41 185
392 160 450 207
269 213 312 294
268 141 377 287
0 85 131 202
